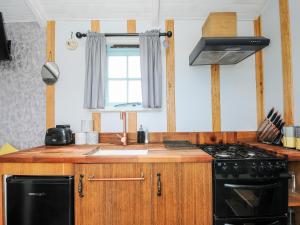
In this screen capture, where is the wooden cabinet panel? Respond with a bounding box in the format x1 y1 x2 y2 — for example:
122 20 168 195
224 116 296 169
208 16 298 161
152 163 212 225
75 164 152 225
75 163 212 225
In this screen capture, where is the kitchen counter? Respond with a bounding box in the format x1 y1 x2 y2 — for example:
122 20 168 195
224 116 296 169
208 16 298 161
247 142 300 161
0 143 212 163
1 142 300 163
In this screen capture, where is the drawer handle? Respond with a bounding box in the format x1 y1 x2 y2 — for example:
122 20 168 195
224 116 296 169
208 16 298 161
78 174 84 198
157 173 162 196
88 172 145 181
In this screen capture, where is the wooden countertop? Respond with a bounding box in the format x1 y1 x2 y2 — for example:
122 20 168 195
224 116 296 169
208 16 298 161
2 141 300 163
0 143 212 163
247 142 300 161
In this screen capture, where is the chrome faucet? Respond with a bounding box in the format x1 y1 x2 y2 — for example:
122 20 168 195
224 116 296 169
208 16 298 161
119 111 127 146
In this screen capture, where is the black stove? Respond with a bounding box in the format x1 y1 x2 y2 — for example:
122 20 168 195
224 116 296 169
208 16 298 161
199 144 289 225
200 144 283 160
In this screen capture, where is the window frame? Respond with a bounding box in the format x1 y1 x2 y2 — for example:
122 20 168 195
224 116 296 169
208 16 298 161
105 47 142 108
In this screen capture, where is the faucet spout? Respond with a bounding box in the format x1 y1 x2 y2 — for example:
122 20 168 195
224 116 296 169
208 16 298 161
120 112 127 146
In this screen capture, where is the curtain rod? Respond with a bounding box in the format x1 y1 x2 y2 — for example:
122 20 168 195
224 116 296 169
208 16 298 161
75 31 172 39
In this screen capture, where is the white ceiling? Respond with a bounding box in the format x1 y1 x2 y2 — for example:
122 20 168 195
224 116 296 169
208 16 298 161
0 0 270 26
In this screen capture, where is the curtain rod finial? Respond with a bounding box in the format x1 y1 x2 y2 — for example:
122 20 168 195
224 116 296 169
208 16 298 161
166 31 172 38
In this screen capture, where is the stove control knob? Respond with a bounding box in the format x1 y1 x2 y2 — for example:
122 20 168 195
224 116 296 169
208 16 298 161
265 162 274 177
250 162 257 177
274 162 282 175
232 163 240 177
258 162 265 177
221 163 230 176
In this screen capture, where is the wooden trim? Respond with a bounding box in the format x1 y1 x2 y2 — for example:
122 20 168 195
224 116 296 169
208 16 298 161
279 0 294 125
165 19 176 132
0 163 74 175
127 20 138 133
90 21 101 136
202 12 237 37
91 20 100 32
202 13 237 132
211 65 221 131
46 21 55 129
127 20 136 33
98 131 257 145
92 112 101 132
128 112 137 133
254 17 265 127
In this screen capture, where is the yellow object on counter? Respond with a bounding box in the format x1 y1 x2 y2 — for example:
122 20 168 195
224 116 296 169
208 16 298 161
296 138 300 150
282 137 296 148
0 143 18 155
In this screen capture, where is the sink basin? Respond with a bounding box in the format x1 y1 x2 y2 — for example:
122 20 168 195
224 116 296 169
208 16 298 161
91 149 148 156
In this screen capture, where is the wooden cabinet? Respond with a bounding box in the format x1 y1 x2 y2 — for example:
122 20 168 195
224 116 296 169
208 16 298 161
75 163 212 225
152 163 212 225
75 164 152 225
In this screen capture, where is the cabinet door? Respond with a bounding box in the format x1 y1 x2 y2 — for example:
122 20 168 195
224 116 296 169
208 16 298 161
75 164 152 225
152 163 213 225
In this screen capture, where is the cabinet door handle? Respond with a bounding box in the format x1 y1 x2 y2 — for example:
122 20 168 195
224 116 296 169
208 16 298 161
78 174 84 198
157 173 162 196
87 173 145 182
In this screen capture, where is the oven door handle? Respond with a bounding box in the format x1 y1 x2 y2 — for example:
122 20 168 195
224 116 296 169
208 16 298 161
224 183 280 190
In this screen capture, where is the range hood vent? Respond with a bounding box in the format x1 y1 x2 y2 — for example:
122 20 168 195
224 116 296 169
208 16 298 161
189 37 270 65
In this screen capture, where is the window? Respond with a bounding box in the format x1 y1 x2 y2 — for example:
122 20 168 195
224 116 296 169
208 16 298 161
106 47 142 108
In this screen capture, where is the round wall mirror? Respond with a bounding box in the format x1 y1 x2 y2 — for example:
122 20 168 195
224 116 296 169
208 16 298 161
41 62 60 85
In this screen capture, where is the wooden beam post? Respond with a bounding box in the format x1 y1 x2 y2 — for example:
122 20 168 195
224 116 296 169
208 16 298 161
166 19 176 132
46 21 55 129
254 17 265 127
202 13 237 131
211 65 221 131
90 20 101 133
279 0 294 125
127 20 138 133
91 20 100 32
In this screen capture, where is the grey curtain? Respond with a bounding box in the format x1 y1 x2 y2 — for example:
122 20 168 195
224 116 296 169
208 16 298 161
84 32 107 109
139 30 162 108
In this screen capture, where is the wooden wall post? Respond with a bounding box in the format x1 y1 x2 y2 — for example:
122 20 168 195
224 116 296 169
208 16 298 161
90 20 102 133
279 0 294 125
127 20 138 133
254 17 265 127
211 65 221 131
202 12 237 132
166 19 176 132
46 21 56 129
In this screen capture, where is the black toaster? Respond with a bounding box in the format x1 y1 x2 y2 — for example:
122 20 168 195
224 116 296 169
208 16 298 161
45 125 73 146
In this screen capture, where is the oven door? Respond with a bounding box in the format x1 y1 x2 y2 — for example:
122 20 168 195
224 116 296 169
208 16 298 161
214 216 287 225
214 178 288 218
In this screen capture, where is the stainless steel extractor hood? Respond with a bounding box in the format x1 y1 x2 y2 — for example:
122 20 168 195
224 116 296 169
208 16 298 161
189 37 270 65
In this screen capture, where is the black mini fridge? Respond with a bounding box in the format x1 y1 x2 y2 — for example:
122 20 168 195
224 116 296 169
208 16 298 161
6 176 74 225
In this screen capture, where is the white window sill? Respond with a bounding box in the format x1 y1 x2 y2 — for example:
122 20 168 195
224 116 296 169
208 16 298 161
90 106 162 113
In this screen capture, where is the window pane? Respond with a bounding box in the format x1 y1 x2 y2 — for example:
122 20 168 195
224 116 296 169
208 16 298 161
108 80 127 103
108 56 127 78
128 80 142 102
128 56 141 78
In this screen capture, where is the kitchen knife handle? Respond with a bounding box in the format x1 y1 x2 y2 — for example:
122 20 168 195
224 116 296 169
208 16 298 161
269 112 278 122
78 174 84 198
157 173 162 196
267 107 275 119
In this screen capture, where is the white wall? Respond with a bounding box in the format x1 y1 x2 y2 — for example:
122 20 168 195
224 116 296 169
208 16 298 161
55 19 259 133
174 20 212 131
261 0 300 126
261 0 284 116
290 0 300 125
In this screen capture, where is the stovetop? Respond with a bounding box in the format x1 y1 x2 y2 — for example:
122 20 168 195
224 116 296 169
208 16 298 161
199 144 283 160
199 144 288 178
